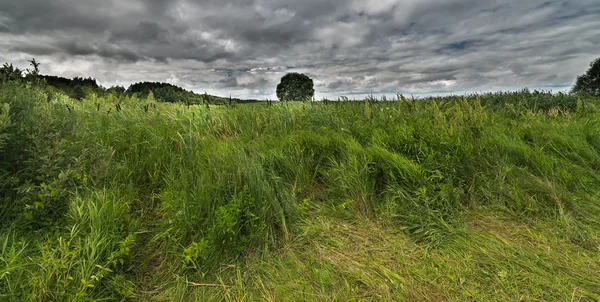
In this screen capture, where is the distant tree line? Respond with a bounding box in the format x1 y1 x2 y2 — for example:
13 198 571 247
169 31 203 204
127 81 204 104
42 75 102 100
4 56 599 106
0 60 259 105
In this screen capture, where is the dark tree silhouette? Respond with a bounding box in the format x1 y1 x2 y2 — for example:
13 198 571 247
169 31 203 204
572 57 600 97
41 75 101 100
127 82 204 103
28 58 40 75
107 85 126 95
0 63 23 82
276 73 315 102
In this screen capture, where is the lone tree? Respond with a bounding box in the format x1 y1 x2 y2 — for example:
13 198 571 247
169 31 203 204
276 73 314 102
572 57 600 97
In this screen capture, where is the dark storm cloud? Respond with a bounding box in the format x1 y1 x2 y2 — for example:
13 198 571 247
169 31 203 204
0 0 598 99
96 46 142 63
59 41 96 57
110 21 167 44
0 0 112 34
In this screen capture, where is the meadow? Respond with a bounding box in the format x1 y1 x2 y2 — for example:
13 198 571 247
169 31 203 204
1 79 599 301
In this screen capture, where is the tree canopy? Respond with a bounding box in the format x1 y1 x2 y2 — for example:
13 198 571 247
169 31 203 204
126 82 203 103
276 73 315 102
572 57 600 97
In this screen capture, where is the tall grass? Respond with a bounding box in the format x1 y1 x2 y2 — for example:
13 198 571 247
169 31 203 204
1 80 599 300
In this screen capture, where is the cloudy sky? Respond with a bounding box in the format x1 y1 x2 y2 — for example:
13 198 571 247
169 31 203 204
0 0 598 99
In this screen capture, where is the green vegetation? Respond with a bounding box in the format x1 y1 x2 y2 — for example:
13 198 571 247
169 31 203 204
0 62 258 104
276 72 315 102
125 82 238 105
572 57 600 97
1 72 600 301
41 75 103 100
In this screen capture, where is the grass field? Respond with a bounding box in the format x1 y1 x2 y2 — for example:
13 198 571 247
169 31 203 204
1 80 599 301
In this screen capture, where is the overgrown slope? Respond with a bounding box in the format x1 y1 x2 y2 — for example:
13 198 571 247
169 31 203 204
1 80 599 301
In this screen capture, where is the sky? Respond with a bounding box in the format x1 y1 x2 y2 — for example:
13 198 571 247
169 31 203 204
0 0 599 100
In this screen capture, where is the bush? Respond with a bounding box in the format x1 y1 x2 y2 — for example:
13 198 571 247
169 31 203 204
0 80 80 227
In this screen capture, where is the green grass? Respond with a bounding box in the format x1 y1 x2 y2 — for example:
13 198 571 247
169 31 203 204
1 80 599 301
238 207 600 301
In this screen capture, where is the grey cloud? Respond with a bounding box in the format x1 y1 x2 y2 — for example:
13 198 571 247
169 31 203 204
0 0 598 99
0 0 111 34
217 76 239 88
8 37 143 62
327 81 343 90
97 45 142 63
110 21 168 44
240 77 270 90
10 43 59 56
59 41 97 56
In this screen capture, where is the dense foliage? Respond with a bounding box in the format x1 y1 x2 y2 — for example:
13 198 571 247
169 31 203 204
0 63 24 82
1 60 254 105
41 75 103 100
1 75 600 300
126 81 205 104
572 57 600 97
276 72 315 101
